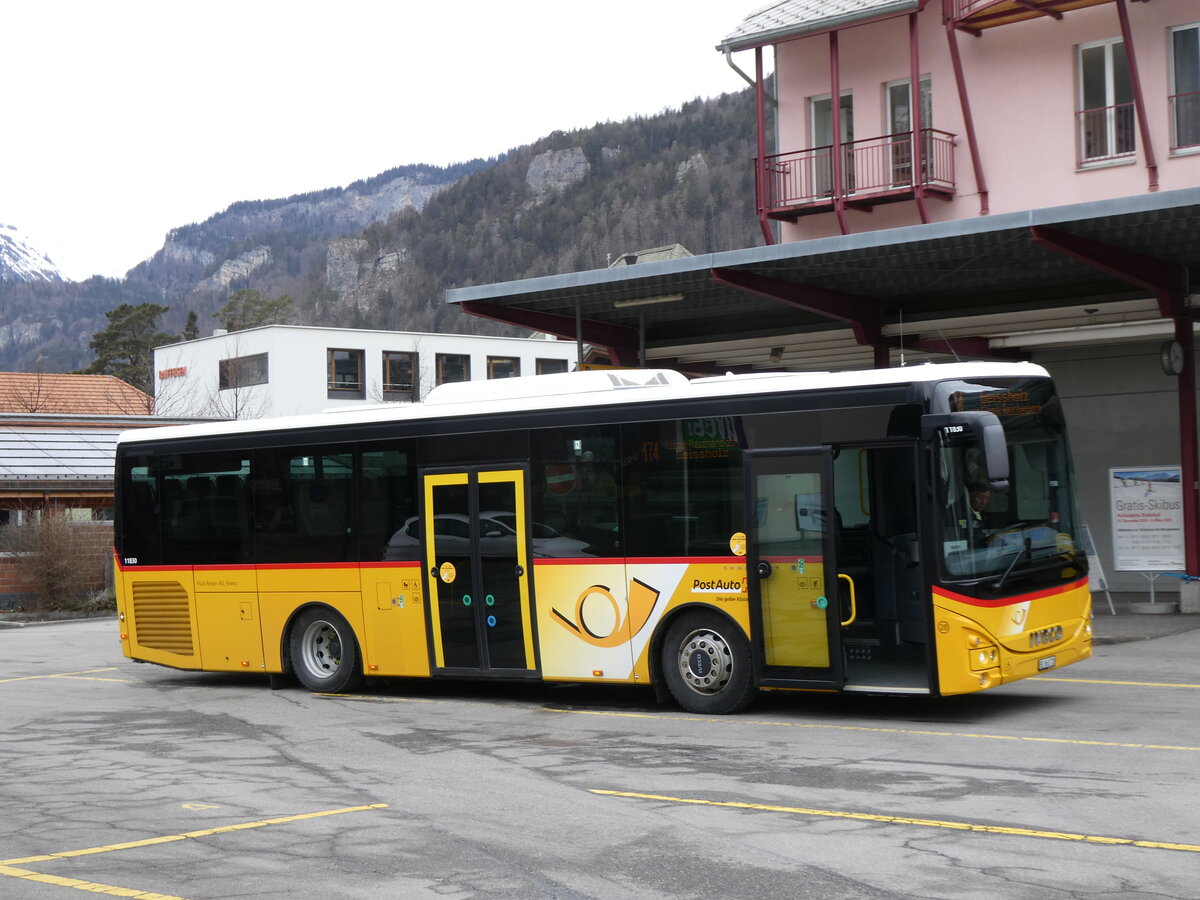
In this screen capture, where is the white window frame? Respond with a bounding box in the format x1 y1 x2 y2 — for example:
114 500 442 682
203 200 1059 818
1076 37 1135 165
1169 22 1200 153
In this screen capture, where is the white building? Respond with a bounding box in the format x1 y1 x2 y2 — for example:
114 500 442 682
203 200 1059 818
152 325 577 419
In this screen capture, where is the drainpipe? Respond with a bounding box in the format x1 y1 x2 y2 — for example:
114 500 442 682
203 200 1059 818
909 12 929 224
944 1 989 214
829 31 849 235
1115 0 1158 191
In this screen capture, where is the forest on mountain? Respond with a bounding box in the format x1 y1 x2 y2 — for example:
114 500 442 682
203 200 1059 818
0 88 764 373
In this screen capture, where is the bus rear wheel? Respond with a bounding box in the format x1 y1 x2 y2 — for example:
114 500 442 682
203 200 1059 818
661 612 756 714
290 607 363 693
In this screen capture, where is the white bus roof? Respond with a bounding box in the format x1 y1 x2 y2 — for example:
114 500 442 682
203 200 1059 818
118 361 1050 448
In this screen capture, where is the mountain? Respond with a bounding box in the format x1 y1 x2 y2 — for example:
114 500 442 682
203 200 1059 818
0 225 64 284
0 88 763 372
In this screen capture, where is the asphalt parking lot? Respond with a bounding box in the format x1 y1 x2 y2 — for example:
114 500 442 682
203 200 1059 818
2 615 1199 899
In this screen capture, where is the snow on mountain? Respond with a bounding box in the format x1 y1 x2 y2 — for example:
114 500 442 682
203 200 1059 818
0 224 66 283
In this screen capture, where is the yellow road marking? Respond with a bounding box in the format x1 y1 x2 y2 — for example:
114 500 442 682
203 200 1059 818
0 864 183 898
1036 676 1200 689
592 790 1200 854
0 803 389 866
544 708 1200 752
0 667 126 684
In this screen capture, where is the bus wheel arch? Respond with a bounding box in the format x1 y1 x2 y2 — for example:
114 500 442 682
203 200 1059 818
286 604 364 694
654 606 756 715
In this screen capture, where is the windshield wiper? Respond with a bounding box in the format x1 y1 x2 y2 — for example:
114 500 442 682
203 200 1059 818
992 536 1033 592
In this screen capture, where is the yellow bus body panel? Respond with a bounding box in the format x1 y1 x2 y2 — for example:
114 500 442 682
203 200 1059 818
116 566 201 670
256 565 359 594
194 592 265 672
359 563 431 677
934 579 1092 695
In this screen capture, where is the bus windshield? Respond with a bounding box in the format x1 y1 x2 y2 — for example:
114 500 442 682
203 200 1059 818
934 378 1086 594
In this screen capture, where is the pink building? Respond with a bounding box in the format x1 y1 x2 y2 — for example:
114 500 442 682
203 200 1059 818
451 0 1200 600
725 0 1199 241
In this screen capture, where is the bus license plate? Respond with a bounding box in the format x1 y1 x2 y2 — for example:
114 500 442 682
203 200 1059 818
1038 655 1057 671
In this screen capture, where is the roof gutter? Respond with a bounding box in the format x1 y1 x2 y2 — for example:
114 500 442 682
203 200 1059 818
717 0 923 53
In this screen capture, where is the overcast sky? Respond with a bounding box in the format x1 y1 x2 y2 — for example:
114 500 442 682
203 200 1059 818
5 1 758 281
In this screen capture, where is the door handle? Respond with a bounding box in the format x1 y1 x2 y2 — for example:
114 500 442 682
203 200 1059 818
756 561 772 578
838 572 857 627
515 564 524 577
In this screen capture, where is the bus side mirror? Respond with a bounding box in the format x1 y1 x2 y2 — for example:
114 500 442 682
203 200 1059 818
920 411 1010 492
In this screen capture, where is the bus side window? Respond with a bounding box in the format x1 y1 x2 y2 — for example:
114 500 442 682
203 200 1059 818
620 419 743 559
119 457 162 566
359 446 418 562
159 453 251 564
530 425 620 558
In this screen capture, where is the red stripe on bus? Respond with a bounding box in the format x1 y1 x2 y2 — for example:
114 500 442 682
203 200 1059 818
533 556 744 566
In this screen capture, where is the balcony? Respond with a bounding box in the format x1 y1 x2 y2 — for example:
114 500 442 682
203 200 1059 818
759 129 956 221
951 0 1113 32
1076 102 1136 165
1171 91 1200 152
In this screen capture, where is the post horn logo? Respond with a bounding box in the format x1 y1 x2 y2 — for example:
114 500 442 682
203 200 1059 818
552 579 660 648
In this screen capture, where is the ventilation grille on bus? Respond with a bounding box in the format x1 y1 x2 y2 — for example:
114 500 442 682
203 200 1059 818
132 582 195 656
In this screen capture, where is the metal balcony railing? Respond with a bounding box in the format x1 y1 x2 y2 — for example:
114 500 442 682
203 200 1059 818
1076 102 1136 164
1170 91 1200 151
759 129 955 216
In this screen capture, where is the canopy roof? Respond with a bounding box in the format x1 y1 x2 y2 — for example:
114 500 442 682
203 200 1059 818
448 189 1200 373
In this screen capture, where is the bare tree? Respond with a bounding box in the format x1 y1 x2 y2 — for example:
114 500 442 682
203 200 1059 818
0 511 109 611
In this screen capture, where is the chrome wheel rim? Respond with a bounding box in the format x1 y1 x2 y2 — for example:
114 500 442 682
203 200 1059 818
676 627 734 695
299 620 343 681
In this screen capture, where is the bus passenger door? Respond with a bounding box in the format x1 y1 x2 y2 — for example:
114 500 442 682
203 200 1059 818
746 450 844 689
421 468 537 675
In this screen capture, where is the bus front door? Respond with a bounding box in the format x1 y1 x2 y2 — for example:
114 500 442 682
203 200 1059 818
422 468 537 675
746 450 845 689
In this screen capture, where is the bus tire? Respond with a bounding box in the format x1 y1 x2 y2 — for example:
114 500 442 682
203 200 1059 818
289 607 363 693
661 612 756 714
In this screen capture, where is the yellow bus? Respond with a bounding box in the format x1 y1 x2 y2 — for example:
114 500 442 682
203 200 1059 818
114 363 1091 714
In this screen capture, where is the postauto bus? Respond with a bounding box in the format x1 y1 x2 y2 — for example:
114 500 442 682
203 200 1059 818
114 362 1090 714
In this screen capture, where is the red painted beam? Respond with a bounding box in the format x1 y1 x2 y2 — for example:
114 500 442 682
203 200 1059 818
711 267 1024 363
945 9 989 214
711 267 883 345
1115 0 1158 192
754 47 774 246
1175 318 1200 575
1029 226 1188 316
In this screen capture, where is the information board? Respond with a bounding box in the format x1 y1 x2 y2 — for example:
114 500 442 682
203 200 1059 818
1109 466 1185 571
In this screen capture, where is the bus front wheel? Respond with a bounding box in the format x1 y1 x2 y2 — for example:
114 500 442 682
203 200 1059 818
661 612 756 714
289 607 363 693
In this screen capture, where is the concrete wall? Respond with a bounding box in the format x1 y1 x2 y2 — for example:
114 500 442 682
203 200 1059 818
1035 340 1198 595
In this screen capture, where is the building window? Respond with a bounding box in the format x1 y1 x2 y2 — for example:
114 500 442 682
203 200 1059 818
1171 24 1200 151
488 356 520 379
327 349 365 396
884 75 932 186
810 90 854 194
536 358 569 375
436 353 470 385
382 351 418 401
1077 39 1134 163
218 353 268 390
